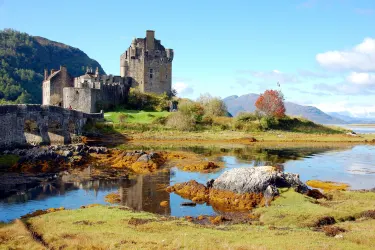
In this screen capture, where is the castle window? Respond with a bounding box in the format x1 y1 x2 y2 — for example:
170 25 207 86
149 69 153 79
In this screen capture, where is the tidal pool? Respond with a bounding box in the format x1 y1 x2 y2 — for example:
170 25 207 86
1 144 375 222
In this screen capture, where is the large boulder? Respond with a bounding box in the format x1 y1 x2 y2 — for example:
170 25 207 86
212 166 309 197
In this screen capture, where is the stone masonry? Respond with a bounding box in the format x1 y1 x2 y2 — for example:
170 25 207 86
0 104 103 148
120 30 174 94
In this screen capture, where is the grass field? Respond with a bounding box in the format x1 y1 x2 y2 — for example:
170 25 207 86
1 190 374 249
104 110 170 124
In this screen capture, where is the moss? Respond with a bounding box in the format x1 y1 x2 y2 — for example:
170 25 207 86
105 193 121 204
306 180 350 191
160 201 169 207
182 161 221 172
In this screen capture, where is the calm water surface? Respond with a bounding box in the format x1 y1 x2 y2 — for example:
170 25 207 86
1 144 375 222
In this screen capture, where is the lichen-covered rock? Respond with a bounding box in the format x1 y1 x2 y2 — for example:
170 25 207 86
212 166 309 196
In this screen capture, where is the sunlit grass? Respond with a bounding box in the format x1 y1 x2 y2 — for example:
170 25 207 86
105 109 170 124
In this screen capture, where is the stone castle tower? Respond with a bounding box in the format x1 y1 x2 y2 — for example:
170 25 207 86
120 30 174 94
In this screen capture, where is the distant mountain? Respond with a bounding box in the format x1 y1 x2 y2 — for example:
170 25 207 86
223 94 346 124
328 112 375 124
0 29 105 104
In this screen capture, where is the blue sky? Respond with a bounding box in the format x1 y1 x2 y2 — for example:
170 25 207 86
1 0 375 117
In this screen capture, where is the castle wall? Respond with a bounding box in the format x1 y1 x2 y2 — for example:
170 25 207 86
42 67 73 106
63 88 102 113
120 31 173 95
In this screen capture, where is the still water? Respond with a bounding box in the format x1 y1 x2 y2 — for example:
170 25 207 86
1 144 375 222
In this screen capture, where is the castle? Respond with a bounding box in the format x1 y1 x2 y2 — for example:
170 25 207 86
42 30 173 113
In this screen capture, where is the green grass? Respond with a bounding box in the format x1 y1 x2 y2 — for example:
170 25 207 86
104 110 170 124
254 189 375 228
1 196 375 249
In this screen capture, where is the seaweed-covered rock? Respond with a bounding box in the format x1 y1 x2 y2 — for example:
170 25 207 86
212 166 309 196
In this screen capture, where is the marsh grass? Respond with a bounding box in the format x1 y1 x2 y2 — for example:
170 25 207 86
254 189 375 227
1 201 375 249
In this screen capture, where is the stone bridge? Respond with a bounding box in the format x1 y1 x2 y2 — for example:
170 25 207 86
0 105 104 149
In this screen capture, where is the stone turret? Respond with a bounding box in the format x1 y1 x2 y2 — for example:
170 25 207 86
119 30 173 95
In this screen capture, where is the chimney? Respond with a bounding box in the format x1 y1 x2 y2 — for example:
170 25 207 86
44 69 48 81
95 67 99 77
146 30 155 51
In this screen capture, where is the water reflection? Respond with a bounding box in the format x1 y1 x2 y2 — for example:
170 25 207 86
119 171 171 215
1 144 375 222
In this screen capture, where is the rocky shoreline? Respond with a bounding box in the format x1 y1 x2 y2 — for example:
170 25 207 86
0 144 108 199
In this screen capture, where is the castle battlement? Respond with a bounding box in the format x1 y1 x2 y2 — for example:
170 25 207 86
120 30 173 94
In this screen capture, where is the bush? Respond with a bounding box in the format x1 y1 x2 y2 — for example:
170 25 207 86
260 116 278 130
178 99 204 122
236 112 258 122
198 93 228 117
153 116 168 125
166 112 196 131
212 116 232 130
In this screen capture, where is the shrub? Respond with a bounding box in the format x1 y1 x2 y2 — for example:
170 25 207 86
201 115 213 125
212 116 233 130
198 93 228 117
153 116 168 125
178 99 204 122
236 112 258 122
166 112 196 131
260 116 278 130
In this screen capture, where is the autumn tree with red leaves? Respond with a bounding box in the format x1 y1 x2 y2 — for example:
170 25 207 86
255 90 286 118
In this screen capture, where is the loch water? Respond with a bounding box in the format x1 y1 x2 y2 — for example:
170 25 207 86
1 144 375 222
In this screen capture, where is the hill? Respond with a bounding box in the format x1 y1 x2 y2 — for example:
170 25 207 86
0 29 105 104
223 94 346 124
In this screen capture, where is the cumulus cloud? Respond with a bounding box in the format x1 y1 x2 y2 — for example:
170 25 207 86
316 38 375 72
346 72 375 85
172 82 194 96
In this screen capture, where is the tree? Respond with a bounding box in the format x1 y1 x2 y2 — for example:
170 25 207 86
255 90 286 118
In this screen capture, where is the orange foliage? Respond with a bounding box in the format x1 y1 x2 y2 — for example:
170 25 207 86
255 89 286 118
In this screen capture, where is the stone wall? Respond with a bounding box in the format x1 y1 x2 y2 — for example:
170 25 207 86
42 67 74 106
63 88 101 113
0 105 103 149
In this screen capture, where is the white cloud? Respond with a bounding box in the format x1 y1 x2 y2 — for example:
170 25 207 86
347 72 375 85
172 82 194 96
316 38 375 72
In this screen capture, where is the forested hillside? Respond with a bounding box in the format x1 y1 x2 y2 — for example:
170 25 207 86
0 29 105 104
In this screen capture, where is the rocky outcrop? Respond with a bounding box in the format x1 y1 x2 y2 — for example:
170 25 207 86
211 166 309 197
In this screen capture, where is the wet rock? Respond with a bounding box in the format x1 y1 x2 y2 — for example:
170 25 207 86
180 202 197 206
88 146 108 154
206 179 215 188
62 150 73 157
306 189 326 199
212 166 309 197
